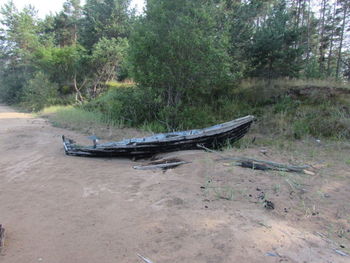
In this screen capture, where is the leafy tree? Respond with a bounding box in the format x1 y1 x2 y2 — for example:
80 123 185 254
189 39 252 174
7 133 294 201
129 0 232 108
34 44 87 102
89 37 128 96
80 0 132 49
0 1 40 103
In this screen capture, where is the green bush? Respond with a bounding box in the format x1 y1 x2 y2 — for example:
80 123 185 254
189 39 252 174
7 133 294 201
83 86 162 126
21 72 60 111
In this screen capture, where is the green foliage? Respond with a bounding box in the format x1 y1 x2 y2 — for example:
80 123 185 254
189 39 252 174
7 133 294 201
248 1 303 78
226 0 268 77
81 0 132 49
1 0 350 144
21 72 59 111
35 45 86 80
53 0 82 46
0 2 40 53
273 96 300 113
128 0 232 108
89 37 129 95
303 57 323 79
0 2 40 104
34 44 88 99
83 85 162 126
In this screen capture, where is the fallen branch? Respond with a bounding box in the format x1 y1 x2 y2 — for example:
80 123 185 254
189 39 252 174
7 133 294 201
233 158 312 174
0 224 5 252
133 161 189 170
137 254 156 263
197 144 312 174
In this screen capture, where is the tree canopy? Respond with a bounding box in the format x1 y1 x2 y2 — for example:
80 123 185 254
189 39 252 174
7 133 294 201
0 0 349 112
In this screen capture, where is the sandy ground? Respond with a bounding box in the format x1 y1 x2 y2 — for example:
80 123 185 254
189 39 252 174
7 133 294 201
0 104 349 263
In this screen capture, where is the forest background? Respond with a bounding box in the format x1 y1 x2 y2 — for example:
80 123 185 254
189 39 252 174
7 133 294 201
0 0 350 140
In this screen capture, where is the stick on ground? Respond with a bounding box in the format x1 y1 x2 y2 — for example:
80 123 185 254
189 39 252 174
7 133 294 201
137 253 156 263
197 144 312 174
133 161 189 170
0 224 5 252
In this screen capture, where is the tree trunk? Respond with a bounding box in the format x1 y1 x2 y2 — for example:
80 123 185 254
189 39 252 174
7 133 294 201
336 3 348 79
306 0 311 62
73 74 84 103
319 0 327 74
327 2 337 77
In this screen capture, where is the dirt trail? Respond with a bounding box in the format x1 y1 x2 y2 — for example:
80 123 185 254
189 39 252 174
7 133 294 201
0 104 349 263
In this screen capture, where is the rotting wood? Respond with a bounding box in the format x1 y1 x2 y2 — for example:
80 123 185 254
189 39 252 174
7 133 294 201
62 116 255 158
0 224 5 251
232 159 312 174
133 161 189 170
197 144 312 174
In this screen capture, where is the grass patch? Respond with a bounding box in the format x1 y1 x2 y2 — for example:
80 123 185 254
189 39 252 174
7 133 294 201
106 80 135 89
39 105 123 131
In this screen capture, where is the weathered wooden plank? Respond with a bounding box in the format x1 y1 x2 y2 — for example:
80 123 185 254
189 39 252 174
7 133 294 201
62 116 255 157
133 161 189 170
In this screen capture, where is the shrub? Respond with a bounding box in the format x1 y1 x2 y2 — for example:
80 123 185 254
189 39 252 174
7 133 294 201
21 72 60 111
83 85 162 126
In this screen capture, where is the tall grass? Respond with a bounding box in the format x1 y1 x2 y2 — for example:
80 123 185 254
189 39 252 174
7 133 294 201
39 105 123 131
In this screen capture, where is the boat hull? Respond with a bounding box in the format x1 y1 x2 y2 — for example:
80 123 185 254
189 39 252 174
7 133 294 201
62 115 254 157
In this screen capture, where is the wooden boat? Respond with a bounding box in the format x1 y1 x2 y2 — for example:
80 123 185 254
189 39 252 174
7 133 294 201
62 115 255 157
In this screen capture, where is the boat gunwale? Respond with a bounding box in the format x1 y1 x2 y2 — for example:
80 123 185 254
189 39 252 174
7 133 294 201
62 115 255 156
96 115 255 148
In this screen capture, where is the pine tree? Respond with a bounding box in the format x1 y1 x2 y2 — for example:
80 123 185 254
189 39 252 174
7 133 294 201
53 0 82 47
335 0 349 79
248 0 303 78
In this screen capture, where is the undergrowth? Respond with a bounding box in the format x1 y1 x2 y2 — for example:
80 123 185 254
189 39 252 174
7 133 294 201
41 79 350 140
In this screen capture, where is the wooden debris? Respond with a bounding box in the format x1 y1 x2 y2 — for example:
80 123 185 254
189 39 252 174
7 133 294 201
137 254 156 263
133 161 189 170
334 249 349 257
0 224 5 251
197 144 312 174
233 159 312 174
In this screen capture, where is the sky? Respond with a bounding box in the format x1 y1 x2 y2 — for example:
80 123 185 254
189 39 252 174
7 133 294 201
1 0 145 17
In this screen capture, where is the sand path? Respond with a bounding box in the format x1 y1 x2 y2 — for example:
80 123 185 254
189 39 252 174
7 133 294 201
0 104 348 263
